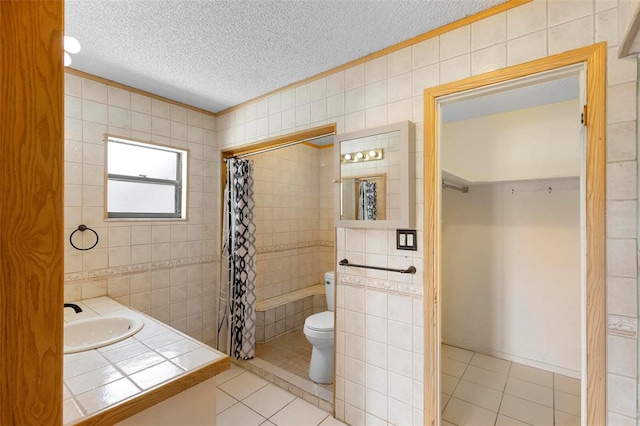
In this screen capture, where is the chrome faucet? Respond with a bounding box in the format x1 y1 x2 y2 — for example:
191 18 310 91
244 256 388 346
64 303 82 314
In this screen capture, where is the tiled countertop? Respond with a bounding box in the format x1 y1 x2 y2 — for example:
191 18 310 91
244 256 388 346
63 297 229 425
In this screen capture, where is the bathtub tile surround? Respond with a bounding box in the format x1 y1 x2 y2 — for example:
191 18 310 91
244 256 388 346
255 283 327 343
63 72 219 346
215 0 638 423
62 297 226 425
251 143 334 302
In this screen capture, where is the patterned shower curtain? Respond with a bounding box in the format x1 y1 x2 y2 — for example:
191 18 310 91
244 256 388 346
217 158 257 360
358 180 378 220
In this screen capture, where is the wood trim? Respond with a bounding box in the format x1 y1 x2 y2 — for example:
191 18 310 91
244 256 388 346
1 1 65 425
423 42 607 425
65 68 218 117
73 357 230 425
619 3 640 58
220 124 336 158
217 0 531 117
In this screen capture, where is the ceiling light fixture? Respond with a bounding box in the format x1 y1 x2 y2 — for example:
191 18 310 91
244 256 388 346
63 36 81 67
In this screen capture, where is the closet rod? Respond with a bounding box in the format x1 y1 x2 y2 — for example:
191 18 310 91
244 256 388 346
442 180 469 193
226 132 335 160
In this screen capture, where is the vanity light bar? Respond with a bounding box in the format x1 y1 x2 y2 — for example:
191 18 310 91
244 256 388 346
341 148 383 163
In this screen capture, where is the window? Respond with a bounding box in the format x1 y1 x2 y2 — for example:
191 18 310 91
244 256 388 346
106 137 187 219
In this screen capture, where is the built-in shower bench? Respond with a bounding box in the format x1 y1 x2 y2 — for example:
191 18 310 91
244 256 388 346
255 283 326 343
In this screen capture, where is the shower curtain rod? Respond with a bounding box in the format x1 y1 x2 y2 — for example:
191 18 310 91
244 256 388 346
442 180 469 193
225 132 336 160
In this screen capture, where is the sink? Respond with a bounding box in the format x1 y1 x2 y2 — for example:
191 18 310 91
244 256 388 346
64 315 144 354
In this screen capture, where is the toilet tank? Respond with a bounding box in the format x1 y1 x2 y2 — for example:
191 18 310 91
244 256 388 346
324 271 335 311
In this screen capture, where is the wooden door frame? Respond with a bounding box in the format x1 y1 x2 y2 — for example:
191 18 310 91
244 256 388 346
423 43 607 425
1 1 65 424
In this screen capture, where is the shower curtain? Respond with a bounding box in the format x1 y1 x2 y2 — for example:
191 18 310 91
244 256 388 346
358 180 378 220
217 158 257 360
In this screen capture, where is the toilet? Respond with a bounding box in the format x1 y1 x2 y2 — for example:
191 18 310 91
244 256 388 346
303 271 335 384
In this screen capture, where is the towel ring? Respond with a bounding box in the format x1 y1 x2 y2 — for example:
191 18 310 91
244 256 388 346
70 224 99 251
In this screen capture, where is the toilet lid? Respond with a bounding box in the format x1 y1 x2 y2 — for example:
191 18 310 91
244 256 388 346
304 311 334 331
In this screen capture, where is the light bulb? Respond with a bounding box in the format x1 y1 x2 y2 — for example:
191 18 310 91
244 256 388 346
356 152 364 159
369 150 377 157
64 36 81 54
344 154 352 160
64 52 72 67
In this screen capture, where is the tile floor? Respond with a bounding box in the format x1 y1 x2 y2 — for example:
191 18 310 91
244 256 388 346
441 344 581 426
255 329 333 393
216 364 345 426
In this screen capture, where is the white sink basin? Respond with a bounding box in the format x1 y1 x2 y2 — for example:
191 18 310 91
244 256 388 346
64 315 144 353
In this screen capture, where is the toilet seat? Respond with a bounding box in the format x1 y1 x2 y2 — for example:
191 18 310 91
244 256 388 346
304 311 334 332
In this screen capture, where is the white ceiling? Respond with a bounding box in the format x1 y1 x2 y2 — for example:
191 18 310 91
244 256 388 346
64 0 508 113
441 76 580 123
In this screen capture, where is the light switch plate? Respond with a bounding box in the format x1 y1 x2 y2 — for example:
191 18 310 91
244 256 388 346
396 229 417 251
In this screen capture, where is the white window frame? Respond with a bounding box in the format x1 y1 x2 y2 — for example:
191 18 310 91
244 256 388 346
105 136 188 220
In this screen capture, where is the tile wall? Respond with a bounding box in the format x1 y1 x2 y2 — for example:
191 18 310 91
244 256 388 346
63 73 220 346
251 143 335 301
216 0 639 424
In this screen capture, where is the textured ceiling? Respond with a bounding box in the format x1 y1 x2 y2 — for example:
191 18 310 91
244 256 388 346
65 0 507 113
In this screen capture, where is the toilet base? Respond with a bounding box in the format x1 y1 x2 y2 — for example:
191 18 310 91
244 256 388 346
308 345 334 384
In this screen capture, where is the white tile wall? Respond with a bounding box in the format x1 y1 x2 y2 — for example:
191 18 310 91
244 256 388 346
214 0 638 423
64 73 218 345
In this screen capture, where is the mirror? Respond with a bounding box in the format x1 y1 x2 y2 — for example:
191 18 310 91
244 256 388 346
334 121 414 229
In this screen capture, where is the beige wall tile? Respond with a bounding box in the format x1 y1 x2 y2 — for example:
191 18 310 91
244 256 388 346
412 37 439 69
548 0 593 27
472 44 506 75
388 46 412 77
82 78 107 103
596 8 619 46
608 276 638 317
366 56 388 84
440 54 471 85
440 26 471 61
472 12 506 50
548 16 594 55
608 373 637 417
606 200 637 238
606 161 637 200
507 30 548 66
507 0 547 40
606 238 637 278
607 334 637 377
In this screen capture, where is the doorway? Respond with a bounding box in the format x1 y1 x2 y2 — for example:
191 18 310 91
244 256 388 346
423 43 607 425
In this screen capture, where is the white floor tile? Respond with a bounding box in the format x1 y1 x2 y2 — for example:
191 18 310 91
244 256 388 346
470 353 511 375
505 376 553 407
218 371 269 401
495 414 530 426
217 402 267 426
441 393 451 412
242 384 297 418
319 415 347 425
453 380 503 412
217 388 238 414
508 363 553 388
554 373 580 396
441 357 468 377
216 363 246 385
442 344 474 363
555 409 581 426
441 373 460 395
270 398 330 426
442 397 497 426
555 390 581 416
499 394 553 426
462 365 508 391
